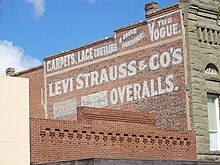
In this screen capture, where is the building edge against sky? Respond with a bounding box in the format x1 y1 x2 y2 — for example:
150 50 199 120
4 0 220 163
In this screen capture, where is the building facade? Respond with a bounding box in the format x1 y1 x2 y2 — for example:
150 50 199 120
0 76 30 165
181 0 220 160
14 0 220 163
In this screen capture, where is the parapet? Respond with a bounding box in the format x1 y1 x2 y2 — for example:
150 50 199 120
30 107 196 164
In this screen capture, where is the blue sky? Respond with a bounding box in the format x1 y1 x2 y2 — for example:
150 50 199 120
0 0 179 75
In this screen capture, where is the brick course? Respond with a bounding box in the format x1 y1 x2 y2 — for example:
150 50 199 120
30 107 196 164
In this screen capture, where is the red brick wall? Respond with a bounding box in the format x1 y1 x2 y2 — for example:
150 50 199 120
16 4 188 131
43 5 186 130
17 66 45 118
30 107 196 164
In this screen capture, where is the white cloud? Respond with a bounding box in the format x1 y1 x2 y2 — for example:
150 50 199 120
0 40 41 76
24 0 45 19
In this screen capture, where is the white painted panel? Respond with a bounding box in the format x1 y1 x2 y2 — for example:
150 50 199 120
53 98 77 117
81 90 108 108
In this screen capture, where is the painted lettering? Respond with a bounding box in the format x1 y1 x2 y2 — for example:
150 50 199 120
49 78 74 97
148 17 181 42
149 47 183 71
121 31 145 48
75 60 138 90
46 43 117 73
49 47 182 100
109 74 176 105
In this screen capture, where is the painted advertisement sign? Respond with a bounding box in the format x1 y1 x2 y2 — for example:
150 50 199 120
53 98 76 118
46 43 117 73
48 47 182 103
44 8 185 129
81 91 108 108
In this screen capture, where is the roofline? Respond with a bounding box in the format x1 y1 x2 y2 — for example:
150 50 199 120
114 20 147 33
42 3 180 62
146 3 180 19
44 36 114 61
14 64 44 76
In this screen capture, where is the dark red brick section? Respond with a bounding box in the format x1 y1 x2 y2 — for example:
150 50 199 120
30 107 196 164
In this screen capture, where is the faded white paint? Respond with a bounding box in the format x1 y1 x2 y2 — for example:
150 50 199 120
49 77 74 97
46 35 182 78
119 28 137 44
49 47 182 98
46 43 117 73
110 74 177 105
149 47 182 70
76 60 137 90
148 16 181 42
81 91 108 108
53 98 77 117
48 47 182 108
121 31 145 48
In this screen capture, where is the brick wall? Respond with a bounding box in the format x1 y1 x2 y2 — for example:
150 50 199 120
30 107 196 164
17 66 45 118
42 5 187 129
16 4 188 131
